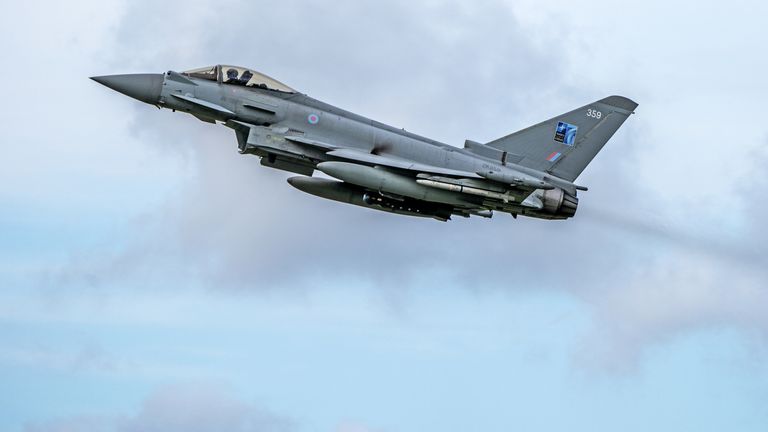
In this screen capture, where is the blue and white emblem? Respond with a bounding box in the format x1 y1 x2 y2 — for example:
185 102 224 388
307 113 320 125
554 121 578 146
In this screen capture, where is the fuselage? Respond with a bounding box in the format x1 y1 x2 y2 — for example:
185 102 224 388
165 73 505 177
91 65 629 221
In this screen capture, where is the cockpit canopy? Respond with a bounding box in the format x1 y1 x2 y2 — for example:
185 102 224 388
181 65 296 93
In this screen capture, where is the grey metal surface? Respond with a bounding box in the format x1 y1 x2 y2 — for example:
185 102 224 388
92 65 637 221
486 96 638 181
91 74 164 105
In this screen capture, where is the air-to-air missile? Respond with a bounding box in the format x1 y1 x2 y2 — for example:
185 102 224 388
92 64 637 221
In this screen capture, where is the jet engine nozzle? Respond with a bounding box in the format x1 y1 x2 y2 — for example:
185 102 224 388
540 188 578 219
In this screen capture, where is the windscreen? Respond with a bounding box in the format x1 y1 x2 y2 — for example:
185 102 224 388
220 65 296 93
182 66 218 81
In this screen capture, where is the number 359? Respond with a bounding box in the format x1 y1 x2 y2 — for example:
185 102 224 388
587 109 602 119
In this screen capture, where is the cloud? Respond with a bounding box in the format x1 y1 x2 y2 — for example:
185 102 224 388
568 143 768 370
58 0 580 290
25 384 294 432
25 416 114 432
47 0 768 372
0 341 119 375
335 423 381 432
575 253 768 371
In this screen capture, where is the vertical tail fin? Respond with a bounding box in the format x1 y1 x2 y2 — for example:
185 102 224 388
485 96 638 181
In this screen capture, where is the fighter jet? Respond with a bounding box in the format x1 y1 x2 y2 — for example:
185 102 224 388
91 65 637 221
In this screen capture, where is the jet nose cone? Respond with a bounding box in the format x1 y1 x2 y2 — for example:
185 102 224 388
90 73 164 104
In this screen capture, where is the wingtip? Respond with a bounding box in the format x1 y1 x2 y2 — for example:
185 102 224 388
600 95 639 112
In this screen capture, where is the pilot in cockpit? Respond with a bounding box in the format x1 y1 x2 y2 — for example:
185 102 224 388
239 70 253 85
225 68 239 83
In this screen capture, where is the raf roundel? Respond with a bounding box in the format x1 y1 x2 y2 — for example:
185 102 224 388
307 113 320 125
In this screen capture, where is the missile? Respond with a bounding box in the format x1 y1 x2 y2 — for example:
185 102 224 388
476 168 554 190
415 178 515 203
316 162 474 206
286 176 453 221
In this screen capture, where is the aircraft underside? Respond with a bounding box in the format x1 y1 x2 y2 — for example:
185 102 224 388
251 149 578 222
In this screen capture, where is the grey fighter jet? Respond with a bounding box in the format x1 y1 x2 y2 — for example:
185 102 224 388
91 65 637 221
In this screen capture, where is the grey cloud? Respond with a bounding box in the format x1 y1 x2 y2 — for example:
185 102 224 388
580 205 767 270
25 416 114 432
118 384 294 432
108 0 571 143
570 144 768 371
1 341 119 375
575 253 768 371
70 342 118 373
58 0 768 370
25 384 294 432
335 423 382 432
66 0 583 290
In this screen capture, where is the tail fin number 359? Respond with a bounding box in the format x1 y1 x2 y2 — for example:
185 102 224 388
587 109 602 119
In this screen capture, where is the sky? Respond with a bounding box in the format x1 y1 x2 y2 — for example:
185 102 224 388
1 0 768 431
